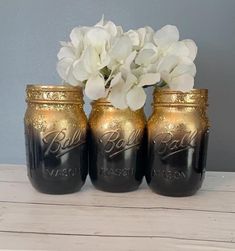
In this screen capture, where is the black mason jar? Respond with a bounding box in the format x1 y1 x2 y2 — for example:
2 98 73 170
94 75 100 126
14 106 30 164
88 98 147 192
24 85 88 194
146 89 209 196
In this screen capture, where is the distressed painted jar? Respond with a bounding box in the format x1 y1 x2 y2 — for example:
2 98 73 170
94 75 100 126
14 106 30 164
24 85 88 194
146 88 209 196
89 99 147 192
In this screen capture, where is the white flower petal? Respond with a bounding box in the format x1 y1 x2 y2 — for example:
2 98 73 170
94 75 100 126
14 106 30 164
109 36 132 62
70 27 84 47
161 71 171 83
179 56 194 65
169 74 194 92
110 72 122 87
135 49 157 66
108 78 128 109
153 25 179 48
99 46 110 68
142 42 158 51
85 27 110 53
85 74 106 100
95 16 118 37
116 26 124 36
126 86 146 111
167 41 190 57
95 15 105 26
73 59 90 81
139 73 160 86
66 66 81 86
104 21 118 37
60 41 71 47
126 29 140 47
132 66 148 77
57 58 73 81
144 26 154 42
107 60 119 72
122 50 137 71
83 46 100 73
137 27 146 48
57 58 81 86
57 46 75 60
157 55 179 73
182 39 198 61
126 73 137 88
171 63 196 78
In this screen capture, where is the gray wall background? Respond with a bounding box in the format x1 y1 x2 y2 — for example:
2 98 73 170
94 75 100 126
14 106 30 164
0 0 234 171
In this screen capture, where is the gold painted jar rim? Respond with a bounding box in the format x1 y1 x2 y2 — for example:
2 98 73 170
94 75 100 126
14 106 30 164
91 98 112 106
26 84 84 104
91 98 145 114
153 88 208 107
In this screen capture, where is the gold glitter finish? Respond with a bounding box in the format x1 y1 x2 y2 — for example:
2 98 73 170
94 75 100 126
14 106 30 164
25 84 87 140
89 99 146 145
153 88 208 107
26 85 83 104
148 88 209 137
148 89 209 148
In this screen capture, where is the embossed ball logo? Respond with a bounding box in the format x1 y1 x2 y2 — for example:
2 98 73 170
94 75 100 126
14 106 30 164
153 130 199 160
99 129 142 158
42 128 86 157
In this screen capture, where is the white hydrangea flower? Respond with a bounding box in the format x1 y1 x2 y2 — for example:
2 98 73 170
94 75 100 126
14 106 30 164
152 25 198 92
126 26 154 50
157 55 196 92
56 18 198 110
95 15 123 39
108 72 160 110
108 35 135 72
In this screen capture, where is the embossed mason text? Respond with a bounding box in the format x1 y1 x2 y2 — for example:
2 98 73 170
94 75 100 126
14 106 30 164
45 167 78 177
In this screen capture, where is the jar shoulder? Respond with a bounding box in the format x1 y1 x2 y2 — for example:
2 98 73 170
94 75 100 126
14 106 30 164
147 109 209 132
89 108 146 131
24 106 88 131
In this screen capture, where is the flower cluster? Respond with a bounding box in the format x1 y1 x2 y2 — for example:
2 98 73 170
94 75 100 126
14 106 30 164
57 17 197 110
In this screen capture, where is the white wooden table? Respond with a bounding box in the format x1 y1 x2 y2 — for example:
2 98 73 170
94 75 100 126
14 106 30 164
0 165 235 251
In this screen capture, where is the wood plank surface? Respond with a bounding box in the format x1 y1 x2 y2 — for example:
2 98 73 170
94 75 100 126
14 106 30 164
0 202 235 242
0 232 235 251
0 164 234 250
0 181 235 213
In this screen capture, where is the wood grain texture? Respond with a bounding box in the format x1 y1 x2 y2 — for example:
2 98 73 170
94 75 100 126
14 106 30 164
0 232 235 251
0 165 234 251
0 181 235 213
1 202 235 242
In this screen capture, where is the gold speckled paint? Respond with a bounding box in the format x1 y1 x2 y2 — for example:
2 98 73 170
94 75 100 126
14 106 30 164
89 98 146 152
25 85 87 134
148 88 209 143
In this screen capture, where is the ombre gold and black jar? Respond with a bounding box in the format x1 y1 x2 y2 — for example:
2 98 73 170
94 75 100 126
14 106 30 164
24 85 88 194
146 88 209 196
88 99 147 192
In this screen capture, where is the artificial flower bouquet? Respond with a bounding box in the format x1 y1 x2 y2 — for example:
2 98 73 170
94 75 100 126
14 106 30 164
57 16 197 111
